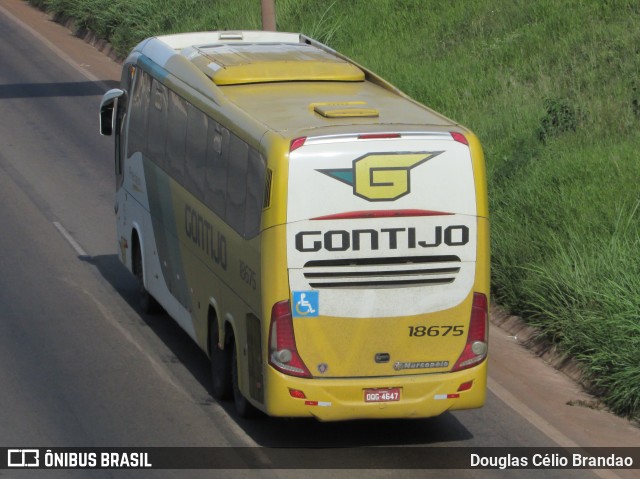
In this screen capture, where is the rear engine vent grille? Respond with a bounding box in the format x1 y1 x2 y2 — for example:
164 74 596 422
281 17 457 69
263 168 273 208
303 255 461 289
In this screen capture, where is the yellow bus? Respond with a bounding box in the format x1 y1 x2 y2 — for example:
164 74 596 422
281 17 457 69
99 31 490 421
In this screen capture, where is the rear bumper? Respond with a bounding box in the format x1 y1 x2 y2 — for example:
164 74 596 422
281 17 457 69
263 361 487 421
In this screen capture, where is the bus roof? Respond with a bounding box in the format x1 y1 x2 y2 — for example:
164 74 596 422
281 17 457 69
133 31 455 137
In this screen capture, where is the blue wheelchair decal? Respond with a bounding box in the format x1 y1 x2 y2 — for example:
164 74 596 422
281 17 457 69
292 291 319 317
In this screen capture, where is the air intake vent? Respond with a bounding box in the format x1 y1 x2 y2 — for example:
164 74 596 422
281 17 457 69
302 255 461 289
263 168 273 208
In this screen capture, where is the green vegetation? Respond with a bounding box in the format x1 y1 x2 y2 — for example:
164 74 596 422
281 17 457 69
31 0 640 419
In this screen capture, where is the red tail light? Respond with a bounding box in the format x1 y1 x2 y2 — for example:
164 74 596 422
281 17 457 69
450 131 469 145
357 133 401 140
451 293 488 372
290 137 307 152
268 300 312 378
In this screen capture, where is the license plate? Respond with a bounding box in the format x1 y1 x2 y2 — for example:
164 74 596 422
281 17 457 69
364 388 401 403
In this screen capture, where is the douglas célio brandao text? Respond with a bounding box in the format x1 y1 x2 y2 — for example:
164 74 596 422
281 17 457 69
470 452 634 469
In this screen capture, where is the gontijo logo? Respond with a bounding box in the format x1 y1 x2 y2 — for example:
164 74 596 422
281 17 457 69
318 151 442 201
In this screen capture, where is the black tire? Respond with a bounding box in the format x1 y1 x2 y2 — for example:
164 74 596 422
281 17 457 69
231 341 259 418
209 317 232 401
132 238 160 314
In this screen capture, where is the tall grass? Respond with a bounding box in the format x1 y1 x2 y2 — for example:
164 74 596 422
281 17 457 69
517 200 640 416
33 0 640 419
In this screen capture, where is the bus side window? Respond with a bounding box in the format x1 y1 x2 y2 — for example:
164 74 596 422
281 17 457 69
185 104 207 200
166 90 187 182
127 70 150 156
225 134 249 235
205 121 229 218
244 148 266 238
148 79 168 169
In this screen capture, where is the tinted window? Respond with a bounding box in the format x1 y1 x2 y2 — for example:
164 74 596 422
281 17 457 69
225 134 249 234
147 79 168 168
205 121 229 218
245 148 266 237
127 70 150 155
125 69 266 238
166 91 187 181
184 104 207 199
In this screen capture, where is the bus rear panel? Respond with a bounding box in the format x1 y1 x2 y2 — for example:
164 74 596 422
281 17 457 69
263 131 489 421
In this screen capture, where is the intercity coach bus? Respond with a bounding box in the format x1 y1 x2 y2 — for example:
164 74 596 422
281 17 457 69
99 31 489 421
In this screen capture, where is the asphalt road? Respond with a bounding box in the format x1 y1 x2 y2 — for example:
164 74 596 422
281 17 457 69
0 2 637 478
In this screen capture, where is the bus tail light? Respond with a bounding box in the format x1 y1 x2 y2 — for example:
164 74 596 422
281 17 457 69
290 137 307 152
357 133 401 140
451 293 488 372
268 300 312 378
450 131 469 145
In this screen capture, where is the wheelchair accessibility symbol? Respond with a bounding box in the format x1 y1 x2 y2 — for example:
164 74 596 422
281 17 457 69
292 291 319 317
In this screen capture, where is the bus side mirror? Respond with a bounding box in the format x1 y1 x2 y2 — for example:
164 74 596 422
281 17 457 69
99 88 125 136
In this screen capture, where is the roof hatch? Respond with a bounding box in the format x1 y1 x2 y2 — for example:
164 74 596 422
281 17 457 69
312 102 379 118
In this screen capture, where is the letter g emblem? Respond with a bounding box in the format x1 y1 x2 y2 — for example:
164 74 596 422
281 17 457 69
318 152 441 202
354 153 433 201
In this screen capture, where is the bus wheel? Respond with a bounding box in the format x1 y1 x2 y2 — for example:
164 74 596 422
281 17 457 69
232 342 259 418
132 237 160 314
209 317 232 401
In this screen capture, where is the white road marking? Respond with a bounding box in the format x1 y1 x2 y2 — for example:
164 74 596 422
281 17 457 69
48 221 258 447
69 279 258 448
53 221 88 257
